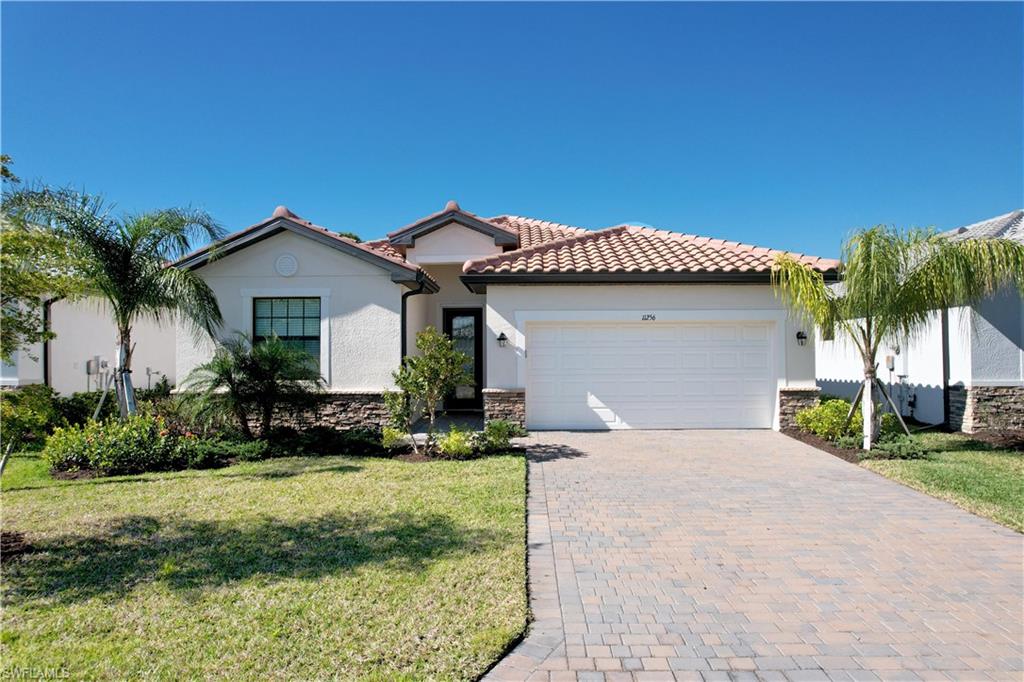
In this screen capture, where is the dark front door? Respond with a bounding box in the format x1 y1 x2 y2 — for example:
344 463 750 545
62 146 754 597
443 308 483 411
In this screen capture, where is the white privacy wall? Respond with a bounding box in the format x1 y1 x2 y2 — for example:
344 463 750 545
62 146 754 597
49 297 177 395
484 282 816 393
815 312 950 425
175 231 403 391
815 292 1023 425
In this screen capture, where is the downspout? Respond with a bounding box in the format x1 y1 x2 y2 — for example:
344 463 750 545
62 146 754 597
42 296 59 387
400 275 428 361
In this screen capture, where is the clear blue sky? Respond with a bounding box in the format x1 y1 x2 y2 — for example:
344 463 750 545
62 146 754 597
3 2 1021 258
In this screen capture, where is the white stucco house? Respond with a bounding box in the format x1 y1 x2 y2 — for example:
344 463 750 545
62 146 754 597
816 210 1023 433
171 201 839 431
2 297 175 396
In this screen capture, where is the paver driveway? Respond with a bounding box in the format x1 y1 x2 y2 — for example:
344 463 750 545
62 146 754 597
486 430 1023 682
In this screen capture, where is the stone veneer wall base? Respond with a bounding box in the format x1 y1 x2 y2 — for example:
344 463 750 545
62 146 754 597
948 385 1024 433
778 386 821 431
261 392 390 432
483 388 526 428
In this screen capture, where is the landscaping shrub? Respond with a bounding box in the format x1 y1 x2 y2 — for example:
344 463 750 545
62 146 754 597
795 399 900 442
43 413 191 475
255 426 388 458
475 419 527 453
381 426 407 451
183 438 269 468
53 390 117 426
437 424 475 459
866 435 929 460
0 386 56 450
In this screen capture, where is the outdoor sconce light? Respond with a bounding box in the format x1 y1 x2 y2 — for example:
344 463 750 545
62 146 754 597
496 332 509 348
795 331 808 346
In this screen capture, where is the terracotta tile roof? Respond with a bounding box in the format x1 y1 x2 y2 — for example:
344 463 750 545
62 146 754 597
463 223 840 275
258 206 428 276
363 238 405 260
487 215 590 249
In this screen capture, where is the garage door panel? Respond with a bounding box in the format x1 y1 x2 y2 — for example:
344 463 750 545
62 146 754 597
526 321 774 430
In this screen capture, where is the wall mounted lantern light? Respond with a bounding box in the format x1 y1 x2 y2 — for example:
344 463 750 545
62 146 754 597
795 331 808 346
496 332 509 348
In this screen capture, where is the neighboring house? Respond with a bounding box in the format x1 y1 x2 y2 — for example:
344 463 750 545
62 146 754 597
816 210 1023 433
2 297 176 395
173 201 839 431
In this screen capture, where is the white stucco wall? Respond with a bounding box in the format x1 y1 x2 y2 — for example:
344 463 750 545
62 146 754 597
48 297 177 395
971 288 1023 385
484 284 815 426
175 231 404 392
815 311 948 424
404 224 502 265
814 291 1023 425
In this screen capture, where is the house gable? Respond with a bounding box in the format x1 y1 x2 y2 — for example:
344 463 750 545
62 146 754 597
387 201 519 249
175 206 437 292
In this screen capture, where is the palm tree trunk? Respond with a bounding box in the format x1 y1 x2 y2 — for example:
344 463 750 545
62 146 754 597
259 403 274 440
861 371 876 450
113 327 138 418
234 406 254 440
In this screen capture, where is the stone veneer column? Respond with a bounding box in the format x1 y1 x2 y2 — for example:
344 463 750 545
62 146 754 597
482 388 526 427
950 385 1023 433
778 386 821 430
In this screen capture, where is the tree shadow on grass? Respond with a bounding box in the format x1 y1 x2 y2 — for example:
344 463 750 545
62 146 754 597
3 460 364 492
3 510 501 607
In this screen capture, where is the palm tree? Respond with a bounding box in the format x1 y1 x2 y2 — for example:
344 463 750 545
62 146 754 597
2 186 224 417
773 225 1024 449
179 333 325 440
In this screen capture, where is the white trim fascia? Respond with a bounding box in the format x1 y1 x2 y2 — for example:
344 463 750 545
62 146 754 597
240 287 332 385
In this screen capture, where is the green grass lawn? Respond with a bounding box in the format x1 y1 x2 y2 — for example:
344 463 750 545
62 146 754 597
862 433 1023 532
1 451 527 680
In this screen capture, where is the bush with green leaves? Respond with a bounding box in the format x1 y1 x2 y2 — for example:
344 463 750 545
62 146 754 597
475 419 527 453
0 385 56 451
186 438 270 468
43 413 192 475
795 399 899 443
381 426 407 451
283 426 383 456
865 435 929 460
437 425 475 459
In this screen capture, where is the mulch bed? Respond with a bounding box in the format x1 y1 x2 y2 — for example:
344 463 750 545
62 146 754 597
1 530 31 562
782 429 863 463
392 451 433 463
970 430 1024 452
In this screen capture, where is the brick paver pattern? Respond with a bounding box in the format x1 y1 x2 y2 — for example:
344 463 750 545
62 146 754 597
485 431 1023 682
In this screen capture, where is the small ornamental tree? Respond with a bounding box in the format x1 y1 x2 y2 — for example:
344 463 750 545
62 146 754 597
386 326 473 455
180 333 325 440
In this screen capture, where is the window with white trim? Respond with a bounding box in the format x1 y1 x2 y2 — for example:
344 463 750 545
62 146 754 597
253 297 321 369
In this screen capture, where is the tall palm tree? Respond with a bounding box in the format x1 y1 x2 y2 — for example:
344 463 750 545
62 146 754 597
773 225 1024 449
2 186 224 417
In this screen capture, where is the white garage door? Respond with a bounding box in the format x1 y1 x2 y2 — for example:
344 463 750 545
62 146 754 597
526 321 775 430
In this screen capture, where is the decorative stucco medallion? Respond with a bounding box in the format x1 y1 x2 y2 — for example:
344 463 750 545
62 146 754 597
274 253 299 277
